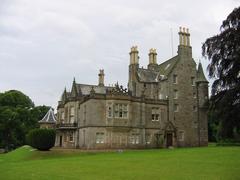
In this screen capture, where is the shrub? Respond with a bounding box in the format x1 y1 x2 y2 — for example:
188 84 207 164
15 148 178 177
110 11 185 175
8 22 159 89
27 129 56 151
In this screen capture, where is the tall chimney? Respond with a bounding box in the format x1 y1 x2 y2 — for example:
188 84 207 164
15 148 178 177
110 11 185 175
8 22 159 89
178 26 190 46
98 69 104 86
129 46 139 65
149 48 157 64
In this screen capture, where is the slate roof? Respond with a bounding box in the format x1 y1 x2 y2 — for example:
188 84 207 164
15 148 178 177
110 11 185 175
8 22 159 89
137 68 159 82
137 55 179 82
196 62 208 83
158 55 179 76
38 108 57 124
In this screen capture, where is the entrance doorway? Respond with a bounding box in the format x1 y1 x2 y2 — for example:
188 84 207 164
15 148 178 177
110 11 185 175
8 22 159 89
59 136 62 147
166 133 173 147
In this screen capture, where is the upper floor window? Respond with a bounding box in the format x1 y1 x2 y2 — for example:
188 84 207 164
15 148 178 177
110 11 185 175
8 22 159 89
173 74 178 84
193 92 197 98
174 90 178 99
193 106 197 112
191 77 195 86
114 104 128 118
70 107 75 116
107 103 113 118
174 104 179 112
96 132 104 144
61 112 64 120
152 107 160 121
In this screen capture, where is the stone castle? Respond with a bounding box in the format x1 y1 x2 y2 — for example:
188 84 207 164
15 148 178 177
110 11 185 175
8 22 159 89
51 27 208 149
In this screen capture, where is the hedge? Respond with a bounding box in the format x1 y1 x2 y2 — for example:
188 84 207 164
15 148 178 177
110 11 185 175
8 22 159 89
27 129 56 151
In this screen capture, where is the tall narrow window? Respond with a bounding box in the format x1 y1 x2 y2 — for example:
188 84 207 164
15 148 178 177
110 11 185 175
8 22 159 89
174 104 179 112
107 103 113 118
191 77 195 86
69 132 74 142
70 107 75 123
179 131 184 141
152 107 160 121
174 90 178 99
173 74 178 84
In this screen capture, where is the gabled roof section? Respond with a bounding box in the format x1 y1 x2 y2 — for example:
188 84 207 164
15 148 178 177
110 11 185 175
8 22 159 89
158 55 179 76
137 68 159 82
39 108 57 124
76 84 114 95
196 62 208 83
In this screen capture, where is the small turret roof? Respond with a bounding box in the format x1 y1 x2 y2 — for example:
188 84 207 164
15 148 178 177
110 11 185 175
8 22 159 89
38 108 57 124
196 62 208 83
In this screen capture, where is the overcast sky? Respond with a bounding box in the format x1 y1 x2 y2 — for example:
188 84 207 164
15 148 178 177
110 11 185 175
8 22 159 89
0 0 239 108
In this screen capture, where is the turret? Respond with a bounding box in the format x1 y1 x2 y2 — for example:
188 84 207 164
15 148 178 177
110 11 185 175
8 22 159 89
196 62 209 146
196 62 209 108
98 69 105 86
177 27 192 58
148 48 158 71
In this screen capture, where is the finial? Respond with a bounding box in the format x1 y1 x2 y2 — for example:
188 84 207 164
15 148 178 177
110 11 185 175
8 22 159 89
179 26 182 32
183 27 185 33
186 28 189 34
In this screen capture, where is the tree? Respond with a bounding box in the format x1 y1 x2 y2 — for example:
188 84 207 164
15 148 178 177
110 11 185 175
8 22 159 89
0 90 50 151
202 7 240 141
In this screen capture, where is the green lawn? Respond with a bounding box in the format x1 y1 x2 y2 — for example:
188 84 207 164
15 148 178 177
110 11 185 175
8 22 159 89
0 145 239 180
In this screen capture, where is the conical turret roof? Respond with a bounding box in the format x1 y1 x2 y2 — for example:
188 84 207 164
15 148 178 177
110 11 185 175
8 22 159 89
38 108 57 124
196 62 208 83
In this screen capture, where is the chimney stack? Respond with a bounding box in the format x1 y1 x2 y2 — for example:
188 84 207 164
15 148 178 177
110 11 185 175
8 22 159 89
129 46 139 65
178 26 190 46
149 48 157 64
98 69 104 86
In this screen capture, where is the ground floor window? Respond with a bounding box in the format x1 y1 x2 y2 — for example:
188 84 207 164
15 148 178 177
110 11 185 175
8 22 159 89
96 132 104 144
178 131 184 141
129 134 140 144
69 132 74 142
145 134 151 144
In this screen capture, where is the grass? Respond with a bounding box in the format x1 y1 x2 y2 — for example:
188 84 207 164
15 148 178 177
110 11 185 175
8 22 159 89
0 145 239 180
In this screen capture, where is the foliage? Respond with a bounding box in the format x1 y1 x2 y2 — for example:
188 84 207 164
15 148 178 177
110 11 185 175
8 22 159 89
0 90 50 151
202 7 240 141
0 146 240 179
27 129 56 151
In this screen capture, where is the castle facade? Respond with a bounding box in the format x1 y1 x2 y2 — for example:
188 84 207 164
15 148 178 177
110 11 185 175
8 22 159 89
55 27 209 149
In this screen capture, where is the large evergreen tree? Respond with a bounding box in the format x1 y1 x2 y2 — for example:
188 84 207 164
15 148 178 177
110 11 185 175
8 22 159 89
202 7 240 140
